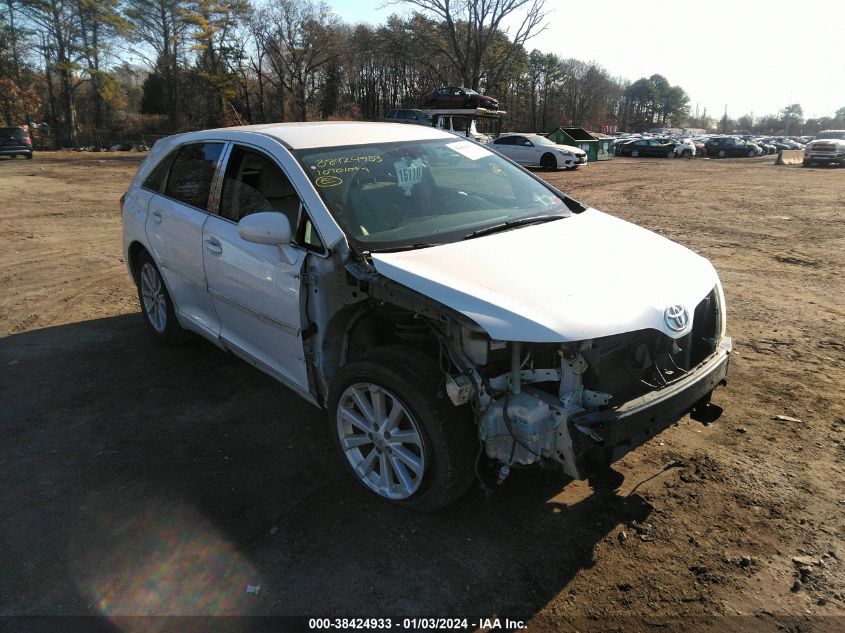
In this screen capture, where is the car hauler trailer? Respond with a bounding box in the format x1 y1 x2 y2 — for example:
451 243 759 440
423 108 507 144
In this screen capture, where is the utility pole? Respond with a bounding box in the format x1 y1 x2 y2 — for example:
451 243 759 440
722 104 728 133
784 98 792 135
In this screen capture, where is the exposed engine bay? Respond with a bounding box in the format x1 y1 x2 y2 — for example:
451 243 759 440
307 256 730 481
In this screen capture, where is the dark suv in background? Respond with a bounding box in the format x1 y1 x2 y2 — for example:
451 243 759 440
385 109 433 127
704 136 760 158
0 127 33 159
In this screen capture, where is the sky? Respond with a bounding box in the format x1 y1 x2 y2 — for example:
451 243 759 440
327 0 845 121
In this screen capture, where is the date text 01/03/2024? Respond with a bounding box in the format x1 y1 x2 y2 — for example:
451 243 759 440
307 617 527 630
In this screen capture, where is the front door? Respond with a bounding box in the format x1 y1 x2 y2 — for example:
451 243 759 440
202 144 310 392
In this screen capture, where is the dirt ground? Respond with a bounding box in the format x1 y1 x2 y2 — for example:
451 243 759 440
1 152 843 632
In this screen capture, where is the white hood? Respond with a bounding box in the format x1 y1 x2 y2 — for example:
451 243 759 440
371 208 720 343
554 143 585 155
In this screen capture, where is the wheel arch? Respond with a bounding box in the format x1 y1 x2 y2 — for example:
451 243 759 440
320 303 444 391
127 240 150 284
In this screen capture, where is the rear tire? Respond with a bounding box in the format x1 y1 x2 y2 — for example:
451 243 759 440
26 153 33 160
747 150 756 158
631 149 640 157
682 149 692 159
135 250 186 345
328 346 477 513
667 150 675 158
718 149 727 158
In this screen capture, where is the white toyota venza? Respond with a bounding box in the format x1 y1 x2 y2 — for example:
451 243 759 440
122 122 731 511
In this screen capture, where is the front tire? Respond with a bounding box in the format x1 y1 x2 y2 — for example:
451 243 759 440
747 150 756 158
631 149 640 157
718 149 727 158
328 346 477 513
135 251 185 344
540 153 558 170
682 149 692 159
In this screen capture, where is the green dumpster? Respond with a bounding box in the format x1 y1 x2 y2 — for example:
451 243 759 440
548 127 612 161
592 134 614 161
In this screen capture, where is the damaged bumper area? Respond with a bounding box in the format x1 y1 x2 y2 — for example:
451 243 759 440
568 337 731 475
471 285 731 480
476 336 731 480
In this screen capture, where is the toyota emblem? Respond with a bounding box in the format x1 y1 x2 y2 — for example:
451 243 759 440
664 304 690 331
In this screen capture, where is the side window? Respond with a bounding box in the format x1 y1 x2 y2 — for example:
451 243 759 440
220 145 302 227
298 217 325 251
221 145 326 252
396 110 408 120
142 151 175 192
164 142 223 209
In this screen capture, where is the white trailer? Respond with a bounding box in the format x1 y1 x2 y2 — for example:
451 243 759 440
422 108 507 144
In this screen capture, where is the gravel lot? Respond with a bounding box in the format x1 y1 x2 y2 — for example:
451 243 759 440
1 152 843 631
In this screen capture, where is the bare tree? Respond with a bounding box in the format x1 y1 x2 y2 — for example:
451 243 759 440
124 0 190 126
396 0 547 90
21 0 84 146
263 0 338 121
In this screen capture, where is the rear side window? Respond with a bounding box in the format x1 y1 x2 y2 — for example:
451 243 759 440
1 127 27 140
164 142 223 209
142 151 175 192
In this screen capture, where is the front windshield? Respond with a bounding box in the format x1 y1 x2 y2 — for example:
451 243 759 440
295 138 572 252
816 131 845 140
528 135 556 146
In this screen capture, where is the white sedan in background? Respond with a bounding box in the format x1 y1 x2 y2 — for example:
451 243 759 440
491 133 587 170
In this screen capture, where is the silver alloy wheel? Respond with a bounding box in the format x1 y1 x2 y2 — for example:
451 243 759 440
140 262 167 333
336 383 426 500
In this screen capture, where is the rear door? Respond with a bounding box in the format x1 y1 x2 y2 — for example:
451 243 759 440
202 143 314 393
145 141 223 337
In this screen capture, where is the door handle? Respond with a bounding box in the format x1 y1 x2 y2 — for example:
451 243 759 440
204 237 223 255
150 210 162 223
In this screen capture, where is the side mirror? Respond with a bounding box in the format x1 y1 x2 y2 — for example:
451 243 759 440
238 212 291 246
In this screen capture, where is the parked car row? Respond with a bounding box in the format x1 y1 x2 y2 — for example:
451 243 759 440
613 134 798 159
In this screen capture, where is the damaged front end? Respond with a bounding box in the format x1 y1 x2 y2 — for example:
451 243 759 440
450 288 731 479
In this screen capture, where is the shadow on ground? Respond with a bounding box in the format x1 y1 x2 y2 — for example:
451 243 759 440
0 315 652 626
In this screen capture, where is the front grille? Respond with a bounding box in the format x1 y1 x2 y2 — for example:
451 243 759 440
812 145 835 153
582 288 721 406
